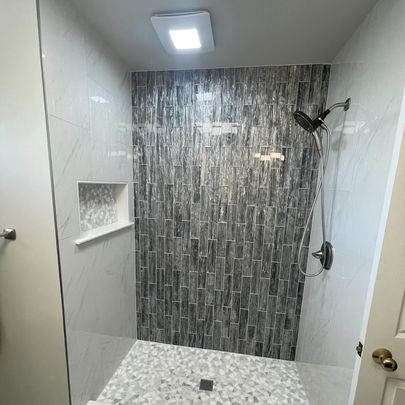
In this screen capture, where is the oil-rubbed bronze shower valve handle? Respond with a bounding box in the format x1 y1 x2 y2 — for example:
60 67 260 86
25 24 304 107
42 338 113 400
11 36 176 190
372 348 398 372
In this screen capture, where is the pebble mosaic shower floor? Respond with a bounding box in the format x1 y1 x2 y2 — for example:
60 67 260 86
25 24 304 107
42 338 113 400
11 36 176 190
97 340 309 405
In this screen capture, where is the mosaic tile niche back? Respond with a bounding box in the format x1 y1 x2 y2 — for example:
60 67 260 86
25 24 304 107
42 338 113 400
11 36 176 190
132 65 330 360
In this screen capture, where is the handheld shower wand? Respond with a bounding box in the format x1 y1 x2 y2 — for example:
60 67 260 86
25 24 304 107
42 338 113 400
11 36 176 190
293 98 350 277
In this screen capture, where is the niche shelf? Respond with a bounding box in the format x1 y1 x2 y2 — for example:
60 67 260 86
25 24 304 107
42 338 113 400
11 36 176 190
74 181 133 246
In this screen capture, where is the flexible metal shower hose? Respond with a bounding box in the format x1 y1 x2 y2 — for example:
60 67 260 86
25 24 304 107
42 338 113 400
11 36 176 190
297 123 331 277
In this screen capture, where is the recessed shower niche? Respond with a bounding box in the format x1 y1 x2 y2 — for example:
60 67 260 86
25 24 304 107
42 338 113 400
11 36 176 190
75 181 133 245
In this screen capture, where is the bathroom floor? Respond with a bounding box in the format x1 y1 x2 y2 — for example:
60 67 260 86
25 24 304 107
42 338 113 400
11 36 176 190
97 340 309 405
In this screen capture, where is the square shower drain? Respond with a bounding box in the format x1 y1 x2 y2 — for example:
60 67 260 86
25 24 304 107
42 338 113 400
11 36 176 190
199 379 214 391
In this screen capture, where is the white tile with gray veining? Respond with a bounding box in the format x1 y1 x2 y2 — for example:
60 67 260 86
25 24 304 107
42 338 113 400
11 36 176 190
297 0 405 401
69 331 135 405
58 231 136 337
39 0 135 404
40 0 90 129
296 362 352 405
297 0 405 372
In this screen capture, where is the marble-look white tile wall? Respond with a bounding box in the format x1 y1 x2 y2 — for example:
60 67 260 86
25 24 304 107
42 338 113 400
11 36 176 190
297 0 405 399
39 0 135 404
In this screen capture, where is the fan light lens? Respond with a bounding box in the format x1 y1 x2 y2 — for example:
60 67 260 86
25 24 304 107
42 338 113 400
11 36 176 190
169 28 201 50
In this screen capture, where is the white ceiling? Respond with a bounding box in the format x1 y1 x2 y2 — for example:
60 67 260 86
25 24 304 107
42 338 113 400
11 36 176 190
72 0 378 71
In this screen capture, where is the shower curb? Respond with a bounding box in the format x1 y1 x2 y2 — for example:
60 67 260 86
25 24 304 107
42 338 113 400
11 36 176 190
87 401 111 405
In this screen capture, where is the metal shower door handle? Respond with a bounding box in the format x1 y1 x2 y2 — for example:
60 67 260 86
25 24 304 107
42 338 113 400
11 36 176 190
0 228 16 240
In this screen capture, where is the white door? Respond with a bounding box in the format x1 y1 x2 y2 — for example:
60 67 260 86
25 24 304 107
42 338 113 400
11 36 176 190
0 0 70 404
354 124 405 403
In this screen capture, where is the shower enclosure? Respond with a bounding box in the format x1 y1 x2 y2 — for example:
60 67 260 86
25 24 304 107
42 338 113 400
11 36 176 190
32 0 405 403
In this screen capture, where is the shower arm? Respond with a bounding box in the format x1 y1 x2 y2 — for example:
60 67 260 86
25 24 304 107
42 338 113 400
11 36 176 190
322 98 351 117
314 98 351 127
328 99 351 113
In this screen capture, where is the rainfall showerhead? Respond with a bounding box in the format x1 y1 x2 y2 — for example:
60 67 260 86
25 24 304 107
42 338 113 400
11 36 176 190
293 111 320 133
293 98 351 133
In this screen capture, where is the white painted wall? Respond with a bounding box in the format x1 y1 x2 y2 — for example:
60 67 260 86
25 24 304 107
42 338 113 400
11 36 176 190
297 0 405 399
38 0 135 404
0 1 70 404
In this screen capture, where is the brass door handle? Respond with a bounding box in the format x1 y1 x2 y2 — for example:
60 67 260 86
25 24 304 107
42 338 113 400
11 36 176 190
372 348 398 372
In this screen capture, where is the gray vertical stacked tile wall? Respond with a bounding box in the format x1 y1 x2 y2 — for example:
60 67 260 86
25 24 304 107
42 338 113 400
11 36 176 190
132 65 330 360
